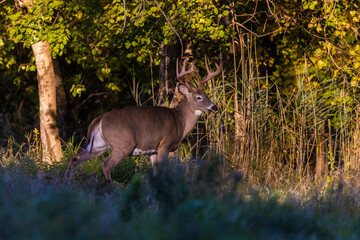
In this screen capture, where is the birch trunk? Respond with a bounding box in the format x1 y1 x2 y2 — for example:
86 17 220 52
32 41 63 163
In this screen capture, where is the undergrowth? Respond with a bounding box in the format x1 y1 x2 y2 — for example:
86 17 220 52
1 138 360 239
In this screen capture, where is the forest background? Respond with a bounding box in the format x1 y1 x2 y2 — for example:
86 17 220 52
1 0 360 238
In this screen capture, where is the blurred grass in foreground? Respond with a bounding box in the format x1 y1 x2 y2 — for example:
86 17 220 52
1 142 360 240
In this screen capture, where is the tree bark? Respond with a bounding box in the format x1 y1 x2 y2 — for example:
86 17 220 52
53 58 68 138
159 41 182 107
315 123 327 183
32 41 63 163
159 42 169 106
234 34 247 169
351 106 360 170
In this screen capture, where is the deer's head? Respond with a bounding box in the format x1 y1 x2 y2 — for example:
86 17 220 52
176 57 222 115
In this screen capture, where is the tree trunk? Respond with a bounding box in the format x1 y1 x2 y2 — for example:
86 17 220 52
53 58 69 138
351 106 360 170
159 41 168 106
315 123 327 183
32 41 63 163
159 41 182 107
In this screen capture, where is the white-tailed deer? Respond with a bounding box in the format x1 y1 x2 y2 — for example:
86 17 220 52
64 57 222 181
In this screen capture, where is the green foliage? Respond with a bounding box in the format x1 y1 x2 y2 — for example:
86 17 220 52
274 1 359 88
1 0 231 79
5 0 69 56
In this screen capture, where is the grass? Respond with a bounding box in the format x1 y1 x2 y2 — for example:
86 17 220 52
1 140 360 239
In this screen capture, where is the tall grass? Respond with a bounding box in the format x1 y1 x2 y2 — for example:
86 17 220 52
200 39 360 188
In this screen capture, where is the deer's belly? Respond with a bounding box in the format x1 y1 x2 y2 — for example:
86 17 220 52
130 148 157 156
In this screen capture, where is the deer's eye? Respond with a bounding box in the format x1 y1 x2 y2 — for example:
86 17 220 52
196 95 203 101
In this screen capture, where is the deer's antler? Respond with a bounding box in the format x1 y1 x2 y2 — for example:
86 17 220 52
176 57 196 89
176 58 195 80
199 55 222 87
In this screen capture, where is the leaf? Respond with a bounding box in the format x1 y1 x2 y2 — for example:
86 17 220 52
316 25 322 32
16 34 24 41
106 82 120 91
309 1 318 10
9 12 21 21
354 62 360 69
317 59 327 69
70 84 86 97
9 28 17 36
351 78 358 87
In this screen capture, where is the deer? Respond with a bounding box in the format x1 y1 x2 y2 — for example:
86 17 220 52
64 56 222 181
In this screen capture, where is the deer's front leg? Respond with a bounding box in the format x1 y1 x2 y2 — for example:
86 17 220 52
157 147 170 169
150 154 157 167
149 154 158 175
150 147 170 175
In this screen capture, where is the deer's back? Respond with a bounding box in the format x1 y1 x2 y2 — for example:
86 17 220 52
98 106 184 150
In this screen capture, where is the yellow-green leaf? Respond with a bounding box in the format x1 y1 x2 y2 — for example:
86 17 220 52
354 62 360 69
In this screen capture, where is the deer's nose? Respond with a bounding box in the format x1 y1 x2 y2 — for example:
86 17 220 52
209 104 218 112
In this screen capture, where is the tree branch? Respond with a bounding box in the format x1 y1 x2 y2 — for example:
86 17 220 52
120 0 126 34
153 0 183 58
74 92 107 110
232 21 282 38
34 0 45 23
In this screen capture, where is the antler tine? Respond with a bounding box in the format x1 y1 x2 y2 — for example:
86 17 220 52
200 56 223 86
176 58 186 79
176 57 195 81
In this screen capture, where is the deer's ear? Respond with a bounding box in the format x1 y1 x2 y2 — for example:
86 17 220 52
178 84 190 95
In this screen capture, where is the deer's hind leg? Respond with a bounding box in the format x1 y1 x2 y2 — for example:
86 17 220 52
100 132 136 181
101 149 133 181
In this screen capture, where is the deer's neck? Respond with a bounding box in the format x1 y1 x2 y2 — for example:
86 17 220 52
176 99 202 140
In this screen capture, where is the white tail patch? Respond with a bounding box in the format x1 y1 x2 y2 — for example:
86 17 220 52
87 119 109 153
